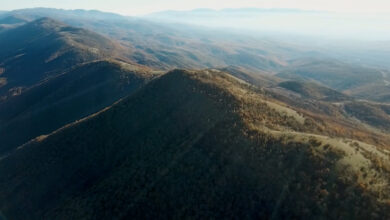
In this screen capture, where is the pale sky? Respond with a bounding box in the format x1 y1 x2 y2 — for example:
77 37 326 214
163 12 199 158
1 0 390 15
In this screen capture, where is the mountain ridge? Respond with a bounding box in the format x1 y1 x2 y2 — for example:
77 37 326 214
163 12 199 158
0 58 155 154
0 9 389 220
0 69 389 219
0 17 135 97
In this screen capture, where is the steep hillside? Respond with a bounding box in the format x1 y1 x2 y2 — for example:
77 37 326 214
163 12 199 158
0 60 154 155
0 69 389 220
0 17 133 97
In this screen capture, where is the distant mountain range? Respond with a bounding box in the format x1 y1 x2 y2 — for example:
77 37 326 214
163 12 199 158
0 9 389 220
0 17 135 95
144 8 390 41
147 8 323 16
147 8 329 19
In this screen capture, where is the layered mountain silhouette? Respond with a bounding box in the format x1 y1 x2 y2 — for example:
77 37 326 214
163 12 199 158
0 13 389 220
0 18 155 154
0 8 289 72
0 17 133 97
1 9 388 102
0 69 389 219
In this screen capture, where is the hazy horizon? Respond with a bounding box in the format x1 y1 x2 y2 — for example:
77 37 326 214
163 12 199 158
2 6 390 41
2 0 390 15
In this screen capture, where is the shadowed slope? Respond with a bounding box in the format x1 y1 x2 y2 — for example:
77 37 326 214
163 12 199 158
0 60 154 154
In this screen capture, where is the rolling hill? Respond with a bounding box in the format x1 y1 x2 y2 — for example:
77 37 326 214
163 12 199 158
268 80 390 133
0 69 389 219
275 58 390 103
278 80 351 102
277 58 385 91
0 17 134 97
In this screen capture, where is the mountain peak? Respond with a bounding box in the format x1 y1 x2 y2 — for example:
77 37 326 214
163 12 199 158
27 17 66 30
1 68 389 219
